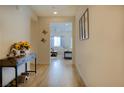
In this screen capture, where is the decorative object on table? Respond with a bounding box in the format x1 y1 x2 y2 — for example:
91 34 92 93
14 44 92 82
17 75 26 83
79 8 89 40
21 72 30 80
42 30 48 35
41 38 46 43
7 41 31 57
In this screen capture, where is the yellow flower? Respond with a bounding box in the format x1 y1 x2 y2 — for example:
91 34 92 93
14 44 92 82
14 41 31 50
15 44 20 50
24 43 28 46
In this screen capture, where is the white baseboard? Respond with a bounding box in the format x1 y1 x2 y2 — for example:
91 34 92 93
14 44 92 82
75 64 89 87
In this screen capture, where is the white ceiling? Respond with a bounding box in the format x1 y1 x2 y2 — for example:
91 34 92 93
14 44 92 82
50 22 72 32
31 5 81 16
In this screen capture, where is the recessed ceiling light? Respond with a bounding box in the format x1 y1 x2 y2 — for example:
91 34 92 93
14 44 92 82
53 11 58 15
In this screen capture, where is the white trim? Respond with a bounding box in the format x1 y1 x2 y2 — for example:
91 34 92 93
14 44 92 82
75 63 89 87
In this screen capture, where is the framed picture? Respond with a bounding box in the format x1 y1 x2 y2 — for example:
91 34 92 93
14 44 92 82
79 8 89 40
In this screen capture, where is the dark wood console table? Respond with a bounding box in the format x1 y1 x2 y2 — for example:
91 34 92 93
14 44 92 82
0 53 37 87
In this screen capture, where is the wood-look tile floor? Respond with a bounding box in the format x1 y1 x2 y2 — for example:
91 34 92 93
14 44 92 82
19 56 85 87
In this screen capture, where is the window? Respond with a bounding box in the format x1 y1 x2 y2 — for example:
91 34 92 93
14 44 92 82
54 36 61 47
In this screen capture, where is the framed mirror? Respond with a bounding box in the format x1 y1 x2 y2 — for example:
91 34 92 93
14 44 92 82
79 8 89 40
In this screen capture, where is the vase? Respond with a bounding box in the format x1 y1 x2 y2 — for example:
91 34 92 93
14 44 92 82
20 50 26 56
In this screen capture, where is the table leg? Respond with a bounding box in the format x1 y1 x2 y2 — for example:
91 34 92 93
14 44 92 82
35 58 36 73
0 67 2 87
15 66 18 87
25 63 27 72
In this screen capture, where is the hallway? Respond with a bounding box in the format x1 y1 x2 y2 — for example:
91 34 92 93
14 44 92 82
19 57 85 87
1 5 124 87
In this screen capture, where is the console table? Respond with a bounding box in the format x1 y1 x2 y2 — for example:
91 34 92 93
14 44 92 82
0 53 37 87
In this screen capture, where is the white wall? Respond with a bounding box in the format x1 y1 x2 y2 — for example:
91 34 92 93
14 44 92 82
30 19 39 60
0 6 32 86
75 6 124 87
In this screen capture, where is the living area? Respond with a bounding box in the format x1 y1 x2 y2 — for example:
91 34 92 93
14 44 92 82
50 22 72 60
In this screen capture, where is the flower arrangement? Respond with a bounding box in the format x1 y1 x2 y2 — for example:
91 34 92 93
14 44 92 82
14 41 31 50
7 41 31 57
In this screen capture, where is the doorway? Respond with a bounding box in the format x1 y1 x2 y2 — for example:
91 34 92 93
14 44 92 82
50 22 73 62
